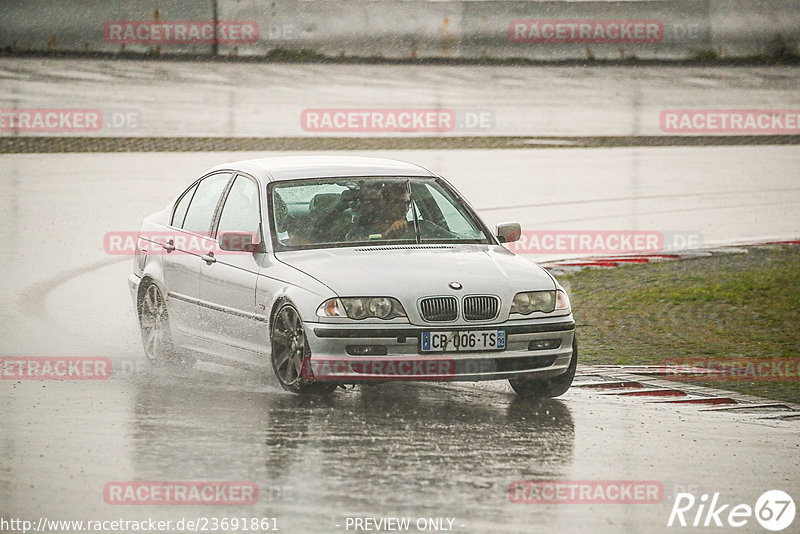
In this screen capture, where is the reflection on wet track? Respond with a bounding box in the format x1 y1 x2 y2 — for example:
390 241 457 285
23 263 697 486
2 356 797 533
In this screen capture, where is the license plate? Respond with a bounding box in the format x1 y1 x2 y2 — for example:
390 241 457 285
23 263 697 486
420 330 506 352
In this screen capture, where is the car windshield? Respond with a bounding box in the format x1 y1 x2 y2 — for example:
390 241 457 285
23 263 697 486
269 177 492 250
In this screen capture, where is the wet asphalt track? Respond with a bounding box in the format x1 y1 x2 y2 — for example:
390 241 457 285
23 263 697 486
2 361 799 534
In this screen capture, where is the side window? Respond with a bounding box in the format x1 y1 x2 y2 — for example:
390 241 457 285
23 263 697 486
216 175 261 238
171 183 198 228
181 172 232 235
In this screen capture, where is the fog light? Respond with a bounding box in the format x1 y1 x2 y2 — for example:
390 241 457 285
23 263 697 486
528 339 562 351
346 345 388 356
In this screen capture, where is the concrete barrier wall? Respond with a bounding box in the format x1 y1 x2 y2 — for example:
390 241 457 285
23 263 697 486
2 0 798 60
1 1 215 55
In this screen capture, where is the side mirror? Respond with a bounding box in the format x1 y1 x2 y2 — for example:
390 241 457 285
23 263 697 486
218 231 259 252
495 222 521 244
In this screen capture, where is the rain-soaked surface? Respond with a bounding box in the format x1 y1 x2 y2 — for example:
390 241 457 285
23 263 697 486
1 363 798 533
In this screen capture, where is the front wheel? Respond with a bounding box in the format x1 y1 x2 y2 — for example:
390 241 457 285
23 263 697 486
270 303 336 395
509 335 578 398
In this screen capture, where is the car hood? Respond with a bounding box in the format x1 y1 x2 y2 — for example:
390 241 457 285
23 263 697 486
275 244 555 298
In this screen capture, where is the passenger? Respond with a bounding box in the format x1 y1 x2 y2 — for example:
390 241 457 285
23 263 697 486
273 192 312 246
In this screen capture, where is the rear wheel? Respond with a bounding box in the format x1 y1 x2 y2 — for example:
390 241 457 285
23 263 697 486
138 283 194 367
509 335 578 398
270 303 336 395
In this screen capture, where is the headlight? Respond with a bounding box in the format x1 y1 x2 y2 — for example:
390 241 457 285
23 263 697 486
346 298 369 319
510 290 571 315
316 297 406 320
510 291 556 315
367 297 394 319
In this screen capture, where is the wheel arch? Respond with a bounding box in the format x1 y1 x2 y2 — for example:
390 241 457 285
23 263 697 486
268 295 296 328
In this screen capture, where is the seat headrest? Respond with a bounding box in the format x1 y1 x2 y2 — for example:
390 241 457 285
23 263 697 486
309 193 341 213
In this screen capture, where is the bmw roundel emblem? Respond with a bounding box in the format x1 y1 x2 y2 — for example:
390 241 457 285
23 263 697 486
449 282 463 290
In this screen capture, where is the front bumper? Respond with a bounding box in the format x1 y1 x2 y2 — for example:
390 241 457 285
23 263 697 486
305 316 575 383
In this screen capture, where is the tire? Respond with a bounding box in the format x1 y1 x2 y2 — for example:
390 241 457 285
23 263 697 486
138 283 194 367
270 303 336 395
139 283 195 367
509 335 578 398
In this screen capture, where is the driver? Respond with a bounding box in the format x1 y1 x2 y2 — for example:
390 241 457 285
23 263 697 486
350 181 414 240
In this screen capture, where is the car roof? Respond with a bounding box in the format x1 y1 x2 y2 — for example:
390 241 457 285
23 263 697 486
209 156 437 181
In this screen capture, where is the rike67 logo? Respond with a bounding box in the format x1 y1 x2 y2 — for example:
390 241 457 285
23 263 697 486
668 490 795 531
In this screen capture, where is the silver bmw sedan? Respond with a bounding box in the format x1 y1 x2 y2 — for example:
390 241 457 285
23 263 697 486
129 156 577 396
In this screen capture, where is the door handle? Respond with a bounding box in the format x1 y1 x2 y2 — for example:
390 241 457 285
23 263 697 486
163 239 175 253
201 251 216 264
